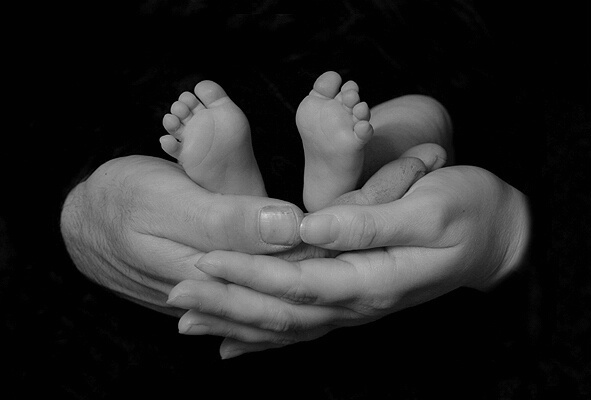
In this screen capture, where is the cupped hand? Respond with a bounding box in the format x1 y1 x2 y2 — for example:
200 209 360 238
167 164 529 358
60 155 305 316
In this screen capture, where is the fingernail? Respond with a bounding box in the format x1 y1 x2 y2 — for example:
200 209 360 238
220 347 243 360
300 214 338 245
180 324 209 335
166 292 181 305
414 168 426 181
259 206 299 246
432 155 447 170
167 293 200 309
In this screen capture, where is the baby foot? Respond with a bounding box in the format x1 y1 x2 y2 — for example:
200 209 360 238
160 81 266 196
296 71 374 212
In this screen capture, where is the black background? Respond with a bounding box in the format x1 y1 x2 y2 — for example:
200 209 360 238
3 1 589 398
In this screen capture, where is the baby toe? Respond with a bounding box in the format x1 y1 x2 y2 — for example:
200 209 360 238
171 100 192 122
341 80 359 93
336 80 359 102
342 89 361 110
159 135 181 158
353 120 374 143
312 71 342 99
178 91 202 110
353 102 371 122
194 80 229 107
162 113 182 135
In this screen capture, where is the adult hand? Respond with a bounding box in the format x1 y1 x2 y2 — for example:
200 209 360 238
167 164 530 358
60 155 304 316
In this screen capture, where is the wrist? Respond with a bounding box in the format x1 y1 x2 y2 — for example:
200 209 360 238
484 186 531 290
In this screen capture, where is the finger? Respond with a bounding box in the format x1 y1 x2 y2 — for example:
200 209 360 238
399 143 447 171
167 279 354 333
220 338 285 359
178 310 332 351
330 156 427 207
184 193 303 253
219 330 332 359
133 160 303 254
300 183 445 250
194 250 364 306
179 310 293 343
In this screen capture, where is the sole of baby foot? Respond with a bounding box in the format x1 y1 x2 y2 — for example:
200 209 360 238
161 80 266 196
296 71 374 212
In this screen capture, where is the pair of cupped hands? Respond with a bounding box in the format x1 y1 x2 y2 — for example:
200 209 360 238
61 140 529 359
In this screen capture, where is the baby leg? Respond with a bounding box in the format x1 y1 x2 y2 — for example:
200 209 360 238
296 71 374 212
161 80 266 196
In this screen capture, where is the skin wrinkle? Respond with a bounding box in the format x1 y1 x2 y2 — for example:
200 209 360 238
64 183 141 295
103 231 170 300
79 184 120 286
346 210 379 249
210 282 232 321
203 201 221 250
113 260 170 306
127 231 195 287
346 249 396 315
65 161 193 317
253 289 289 335
470 181 526 290
278 260 320 306
275 242 336 261
271 305 300 335
180 196 225 252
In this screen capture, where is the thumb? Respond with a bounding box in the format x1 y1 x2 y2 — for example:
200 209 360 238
299 153 436 250
183 193 306 254
299 201 416 251
198 194 306 254
141 164 304 254
299 185 439 251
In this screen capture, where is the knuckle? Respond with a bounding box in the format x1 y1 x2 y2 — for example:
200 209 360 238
371 293 398 313
199 199 241 250
270 334 299 346
279 280 318 305
282 291 317 305
206 300 226 319
267 310 292 333
265 307 299 334
207 288 232 319
212 323 234 338
344 211 378 249
201 204 223 232
427 204 448 238
356 294 398 318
